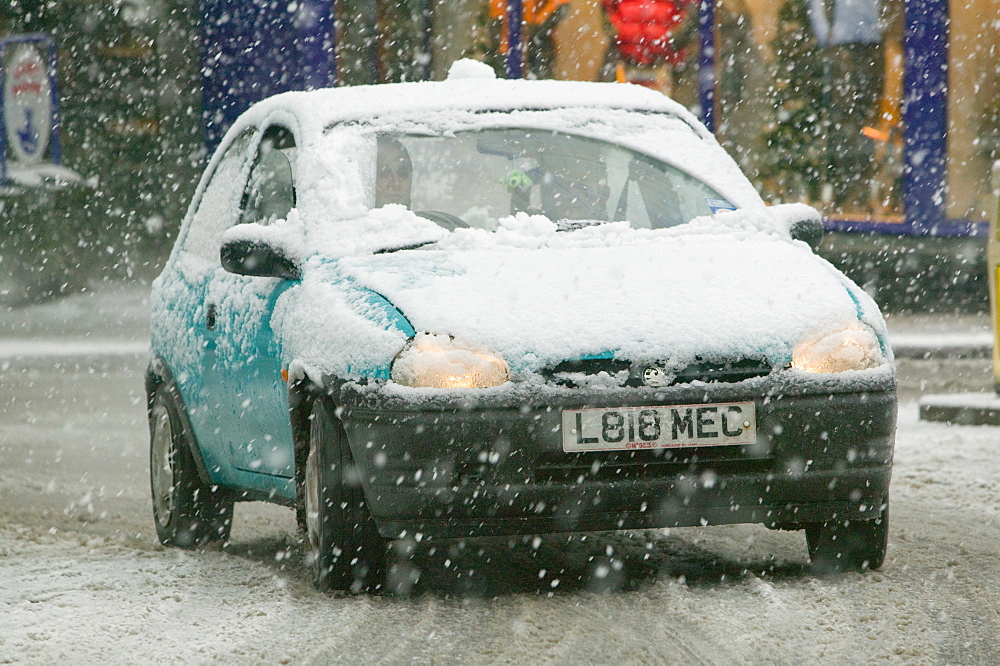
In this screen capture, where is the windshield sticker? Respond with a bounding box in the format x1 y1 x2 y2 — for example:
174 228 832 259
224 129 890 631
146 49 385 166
706 198 737 214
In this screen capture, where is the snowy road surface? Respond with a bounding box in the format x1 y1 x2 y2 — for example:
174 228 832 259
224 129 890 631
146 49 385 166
2 287 999 663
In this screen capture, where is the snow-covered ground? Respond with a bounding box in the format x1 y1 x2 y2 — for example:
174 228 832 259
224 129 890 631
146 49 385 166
2 283 999 663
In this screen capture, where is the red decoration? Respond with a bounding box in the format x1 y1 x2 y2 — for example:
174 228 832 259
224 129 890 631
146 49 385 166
602 0 690 66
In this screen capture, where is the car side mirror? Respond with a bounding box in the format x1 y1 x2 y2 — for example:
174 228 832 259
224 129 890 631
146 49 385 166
789 218 824 252
769 203 824 252
220 238 301 280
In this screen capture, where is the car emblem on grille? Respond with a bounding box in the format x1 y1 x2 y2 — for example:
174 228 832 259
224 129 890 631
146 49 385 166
641 364 670 388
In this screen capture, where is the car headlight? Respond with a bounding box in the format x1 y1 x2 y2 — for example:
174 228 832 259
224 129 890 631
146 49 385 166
791 322 885 373
391 333 510 388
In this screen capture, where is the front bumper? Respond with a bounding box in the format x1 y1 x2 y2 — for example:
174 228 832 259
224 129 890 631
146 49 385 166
331 376 896 540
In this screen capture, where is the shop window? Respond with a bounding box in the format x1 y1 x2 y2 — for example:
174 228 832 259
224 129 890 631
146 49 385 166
716 0 905 219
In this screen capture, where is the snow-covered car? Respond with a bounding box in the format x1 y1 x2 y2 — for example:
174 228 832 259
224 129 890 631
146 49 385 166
146 60 895 592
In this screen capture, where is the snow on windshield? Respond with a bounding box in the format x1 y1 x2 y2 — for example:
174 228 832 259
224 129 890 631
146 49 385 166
279 107 770 262
376 127 729 231
293 107 761 236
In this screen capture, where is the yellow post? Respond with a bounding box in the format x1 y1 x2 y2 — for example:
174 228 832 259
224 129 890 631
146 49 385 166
990 160 1000 392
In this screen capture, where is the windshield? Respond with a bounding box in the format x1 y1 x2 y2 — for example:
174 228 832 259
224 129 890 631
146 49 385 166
374 128 734 231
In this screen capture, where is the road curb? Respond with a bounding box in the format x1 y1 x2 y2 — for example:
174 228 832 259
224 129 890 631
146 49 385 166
919 393 1000 425
892 344 991 360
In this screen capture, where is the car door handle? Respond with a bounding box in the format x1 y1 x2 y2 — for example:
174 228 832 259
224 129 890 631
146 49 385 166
206 303 217 331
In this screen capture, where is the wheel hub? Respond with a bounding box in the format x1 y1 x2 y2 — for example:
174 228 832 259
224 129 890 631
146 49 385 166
150 402 175 529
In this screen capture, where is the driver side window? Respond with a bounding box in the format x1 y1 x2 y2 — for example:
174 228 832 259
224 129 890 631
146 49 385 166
240 126 297 226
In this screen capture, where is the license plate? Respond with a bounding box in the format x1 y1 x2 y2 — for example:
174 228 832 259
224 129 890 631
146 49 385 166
561 401 756 452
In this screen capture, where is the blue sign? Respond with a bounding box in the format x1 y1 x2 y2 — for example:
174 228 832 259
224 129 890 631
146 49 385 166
0 33 62 185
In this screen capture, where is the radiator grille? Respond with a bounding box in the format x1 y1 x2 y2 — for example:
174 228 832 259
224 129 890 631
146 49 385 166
541 357 772 388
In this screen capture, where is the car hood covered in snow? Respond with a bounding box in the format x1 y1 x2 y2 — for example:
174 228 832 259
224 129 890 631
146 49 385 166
332 221 878 374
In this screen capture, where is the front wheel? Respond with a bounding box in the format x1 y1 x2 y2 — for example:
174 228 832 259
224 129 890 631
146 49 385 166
302 397 386 592
149 382 233 548
806 503 889 573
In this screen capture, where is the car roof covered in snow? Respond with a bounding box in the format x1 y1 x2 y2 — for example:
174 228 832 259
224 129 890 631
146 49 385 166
222 59 714 148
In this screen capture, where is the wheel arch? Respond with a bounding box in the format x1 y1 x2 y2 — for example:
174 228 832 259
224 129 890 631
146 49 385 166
287 374 328 454
287 374 335 534
288 373 378 501
145 355 220 491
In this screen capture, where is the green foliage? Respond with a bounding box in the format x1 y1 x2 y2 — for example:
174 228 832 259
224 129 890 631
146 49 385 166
760 0 826 202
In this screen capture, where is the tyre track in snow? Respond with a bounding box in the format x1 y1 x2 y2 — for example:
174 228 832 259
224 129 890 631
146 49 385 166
321 588 726 664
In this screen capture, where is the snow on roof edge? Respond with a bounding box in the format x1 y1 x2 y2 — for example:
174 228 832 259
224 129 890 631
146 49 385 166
233 76 714 145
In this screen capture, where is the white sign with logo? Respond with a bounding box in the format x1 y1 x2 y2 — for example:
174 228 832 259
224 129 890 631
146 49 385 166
4 44 52 165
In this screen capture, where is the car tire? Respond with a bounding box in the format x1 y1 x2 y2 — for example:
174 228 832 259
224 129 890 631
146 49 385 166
303 397 386 592
805 503 889 574
149 382 234 548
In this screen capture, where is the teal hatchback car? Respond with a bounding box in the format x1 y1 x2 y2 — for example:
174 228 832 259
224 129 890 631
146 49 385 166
147 61 896 591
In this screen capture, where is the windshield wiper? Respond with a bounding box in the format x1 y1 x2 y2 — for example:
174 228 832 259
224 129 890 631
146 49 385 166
555 219 608 231
373 240 437 254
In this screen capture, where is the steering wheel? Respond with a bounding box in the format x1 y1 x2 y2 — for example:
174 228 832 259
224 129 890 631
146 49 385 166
416 210 468 231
